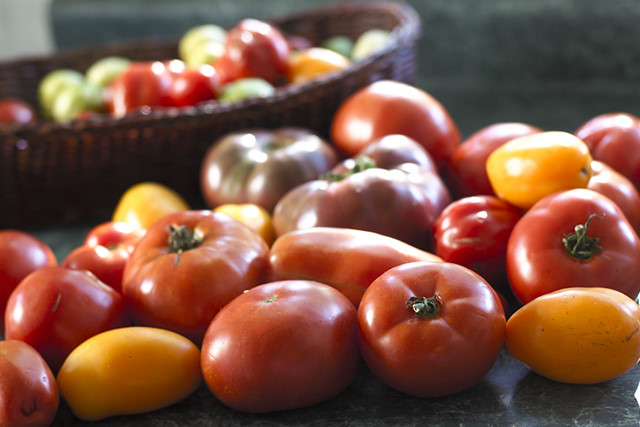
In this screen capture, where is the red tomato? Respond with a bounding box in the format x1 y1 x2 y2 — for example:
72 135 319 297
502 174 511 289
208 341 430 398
4 266 130 373
168 64 220 107
330 80 461 173
432 195 523 294
109 61 174 117
0 340 59 427
214 19 291 85
201 280 360 413
0 98 37 124
506 188 640 304
122 210 269 345
448 122 542 198
61 221 145 293
0 230 57 331
357 261 506 398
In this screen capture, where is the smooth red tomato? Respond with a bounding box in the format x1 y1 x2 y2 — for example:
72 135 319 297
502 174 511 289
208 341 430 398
4 266 130 373
201 280 360 413
506 188 640 304
0 98 37 124
330 80 461 173
168 64 220 107
432 195 523 294
122 210 269 345
0 230 57 330
357 261 506 398
448 122 542 198
109 61 174 117
0 340 59 427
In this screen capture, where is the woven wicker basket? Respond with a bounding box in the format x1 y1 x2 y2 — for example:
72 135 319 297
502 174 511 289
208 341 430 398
0 2 421 229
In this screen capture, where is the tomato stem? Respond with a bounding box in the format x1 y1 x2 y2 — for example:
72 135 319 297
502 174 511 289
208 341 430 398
562 213 604 261
406 294 440 319
168 225 203 260
321 155 376 182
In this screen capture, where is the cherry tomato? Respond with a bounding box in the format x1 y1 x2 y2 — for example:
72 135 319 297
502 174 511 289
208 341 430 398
4 266 130 373
506 287 640 384
287 47 350 84
0 98 37 124
214 203 276 246
432 195 523 294
109 61 174 117
357 261 506 398
486 131 592 209
168 64 220 107
506 188 640 304
0 340 59 426
57 326 201 421
201 280 360 413
122 210 269 345
330 80 461 173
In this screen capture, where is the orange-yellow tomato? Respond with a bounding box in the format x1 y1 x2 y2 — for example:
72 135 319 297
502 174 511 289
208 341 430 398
288 47 350 84
56 326 202 421
486 131 592 209
214 203 276 246
112 181 189 230
506 287 640 384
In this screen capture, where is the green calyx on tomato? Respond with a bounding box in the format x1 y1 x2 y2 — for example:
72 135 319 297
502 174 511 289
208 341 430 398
562 213 604 261
406 294 441 319
168 225 203 260
321 155 376 182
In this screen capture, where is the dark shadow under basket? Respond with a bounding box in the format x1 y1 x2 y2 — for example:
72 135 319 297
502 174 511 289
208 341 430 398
0 2 421 229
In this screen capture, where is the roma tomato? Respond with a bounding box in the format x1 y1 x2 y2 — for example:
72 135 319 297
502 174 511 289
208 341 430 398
287 47 350 84
57 326 201 421
506 188 640 304
0 98 37 124
109 61 174 117
214 203 276 246
200 127 338 213
0 340 59 427
122 210 269 345
267 226 442 307
432 195 523 294
201 280 360 413
486 131 592 209
357 261 506 398
167 64 220 107
448 122 542 198
0 230 57 331
4 266 130 373
330 80 461 173
506 287 640 384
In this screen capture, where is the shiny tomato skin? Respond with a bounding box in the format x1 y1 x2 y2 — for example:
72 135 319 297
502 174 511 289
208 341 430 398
201 280 360 413
574 111 640 153
109 61 174 117
357 261 506 398
0 98 37 124
4 266 130 373
330 80 461 172
506 188 640 304
168 64 220 107
432 195 523 294
0 340 59 427
506 287 640 384
122 210 269 345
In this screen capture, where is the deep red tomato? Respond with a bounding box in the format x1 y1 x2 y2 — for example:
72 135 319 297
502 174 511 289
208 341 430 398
330 80 461 173
201 280 360 413
0 230 57 331
448 122 542 198
61 221 145 293
432 195 523 294
4 266 130 373
357 261 506 398
0 98 37 124
214 19 291 85
109 61 174 117
168 64 220 107
122 210 269 345
506 188 640 304
0 340 59 427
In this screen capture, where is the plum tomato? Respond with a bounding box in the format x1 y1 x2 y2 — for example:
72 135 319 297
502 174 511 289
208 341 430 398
167 64 220 107
108 61 174 117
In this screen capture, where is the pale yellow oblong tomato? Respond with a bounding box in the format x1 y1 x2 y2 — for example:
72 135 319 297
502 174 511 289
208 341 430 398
214 203 276 246
486 131 592 209
57 326 202 421
506 287 640 384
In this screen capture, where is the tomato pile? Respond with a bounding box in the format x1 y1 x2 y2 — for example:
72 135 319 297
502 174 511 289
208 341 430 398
3 74 640 423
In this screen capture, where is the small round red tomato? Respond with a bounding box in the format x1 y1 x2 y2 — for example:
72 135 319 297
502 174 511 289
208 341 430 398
330 80 461 173
357 261 506 398
0 340 59 427
4 266 130 373
109 61 174 117
201 280 360 413
432 195 523 294
0 98 37 124
168 64 220 107
214 19 291 86
0 230 57 330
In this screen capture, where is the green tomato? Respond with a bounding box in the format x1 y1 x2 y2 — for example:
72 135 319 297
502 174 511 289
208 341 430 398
178 24 227 62
85 56 131 87
351 29 391 60
38 69 85 118
51 83 104 122
218 78 275 104
182 39 225 69
321 36 354 59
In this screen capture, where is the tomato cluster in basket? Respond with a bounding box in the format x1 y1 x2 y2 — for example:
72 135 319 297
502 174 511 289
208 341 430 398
2 76 640 424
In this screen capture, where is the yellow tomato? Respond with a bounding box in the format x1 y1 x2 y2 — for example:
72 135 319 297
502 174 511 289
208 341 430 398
486 131 592 209
214 203 276 246
288 47 350 84
506 287 640 384
57 327 202 421
112 181 189 230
